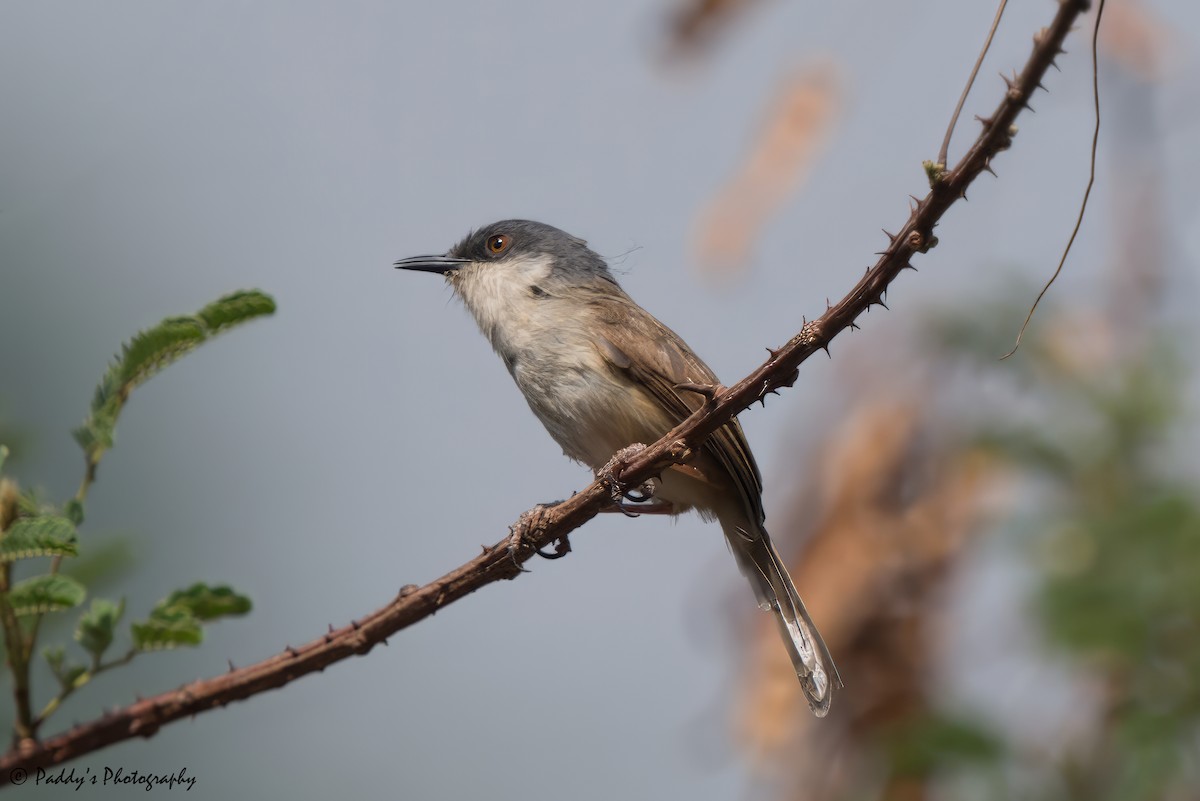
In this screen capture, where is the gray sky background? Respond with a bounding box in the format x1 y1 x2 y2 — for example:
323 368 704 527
2 1 1198 798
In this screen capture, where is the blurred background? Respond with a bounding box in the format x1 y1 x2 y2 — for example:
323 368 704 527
2 0 1199 798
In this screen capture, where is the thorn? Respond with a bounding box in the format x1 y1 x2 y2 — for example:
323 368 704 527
766 346 783 359
875 250 888 257
975 114 994 128
1023 100 1036 113
849 321 860 331
982 161 997 177
959 187 968 200
825 297 832 310
1001 71 1016 90
328 623 336 634
351 620 361 630
227 659 236 673
381 639 389 646
286 645 300 657
821 344 831 358
1050 60 1061 72
877 299 890 310
758 381 772 407
882 229 898 242
1035 81 1048 93
902 263 918 272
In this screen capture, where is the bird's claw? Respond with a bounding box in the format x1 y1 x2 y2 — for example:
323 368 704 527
507 504 558 571
622 485 653 503
598 444 651 505
535 535 572 559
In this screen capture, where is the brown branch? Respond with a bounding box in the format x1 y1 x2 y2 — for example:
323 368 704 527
0 0 1092 782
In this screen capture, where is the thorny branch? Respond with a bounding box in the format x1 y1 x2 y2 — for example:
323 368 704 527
0 0 1093 781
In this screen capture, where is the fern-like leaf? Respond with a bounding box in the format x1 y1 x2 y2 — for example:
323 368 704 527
158 583 252 621
5 574 87 616
195 290 278 334
76 597 126 662
131 607 203 650
130 582 251 651
0 516 79 563
73 289 276 468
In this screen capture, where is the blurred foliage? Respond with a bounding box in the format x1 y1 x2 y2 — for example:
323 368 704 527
885 714 1007 778
0 290 271 742
917 296 1200 801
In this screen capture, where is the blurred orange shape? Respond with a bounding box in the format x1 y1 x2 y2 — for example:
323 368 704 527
695 61 842 282
1099 0 1170 80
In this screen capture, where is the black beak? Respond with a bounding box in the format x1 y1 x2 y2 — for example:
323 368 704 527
393 254 470 274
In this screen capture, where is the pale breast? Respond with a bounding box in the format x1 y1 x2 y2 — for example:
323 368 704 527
454 256 678 469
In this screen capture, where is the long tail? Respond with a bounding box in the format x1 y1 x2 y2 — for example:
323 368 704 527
724 518 841 717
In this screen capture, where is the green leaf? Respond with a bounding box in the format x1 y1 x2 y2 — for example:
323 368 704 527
131 607 203 650
5 574 86 616
130 583 251 651
42 644 65 672
115 316 208 391
194 290 277 335
157 583 252 621
0 516 79 562
75 598 125 661
42 645 88 690
63 499 84 527
73 289 276 466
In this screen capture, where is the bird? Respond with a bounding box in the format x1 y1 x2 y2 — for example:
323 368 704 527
395 219 839 715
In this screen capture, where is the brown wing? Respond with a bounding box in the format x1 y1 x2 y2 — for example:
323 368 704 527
585 284 765 524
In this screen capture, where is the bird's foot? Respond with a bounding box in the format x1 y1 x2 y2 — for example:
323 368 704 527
598 444 654 504
507 504 559 570
597 444 674 518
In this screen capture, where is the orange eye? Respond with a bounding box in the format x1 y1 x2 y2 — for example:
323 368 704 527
486 234 510 254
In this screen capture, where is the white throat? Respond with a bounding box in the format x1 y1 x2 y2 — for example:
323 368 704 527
450 253 555 358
